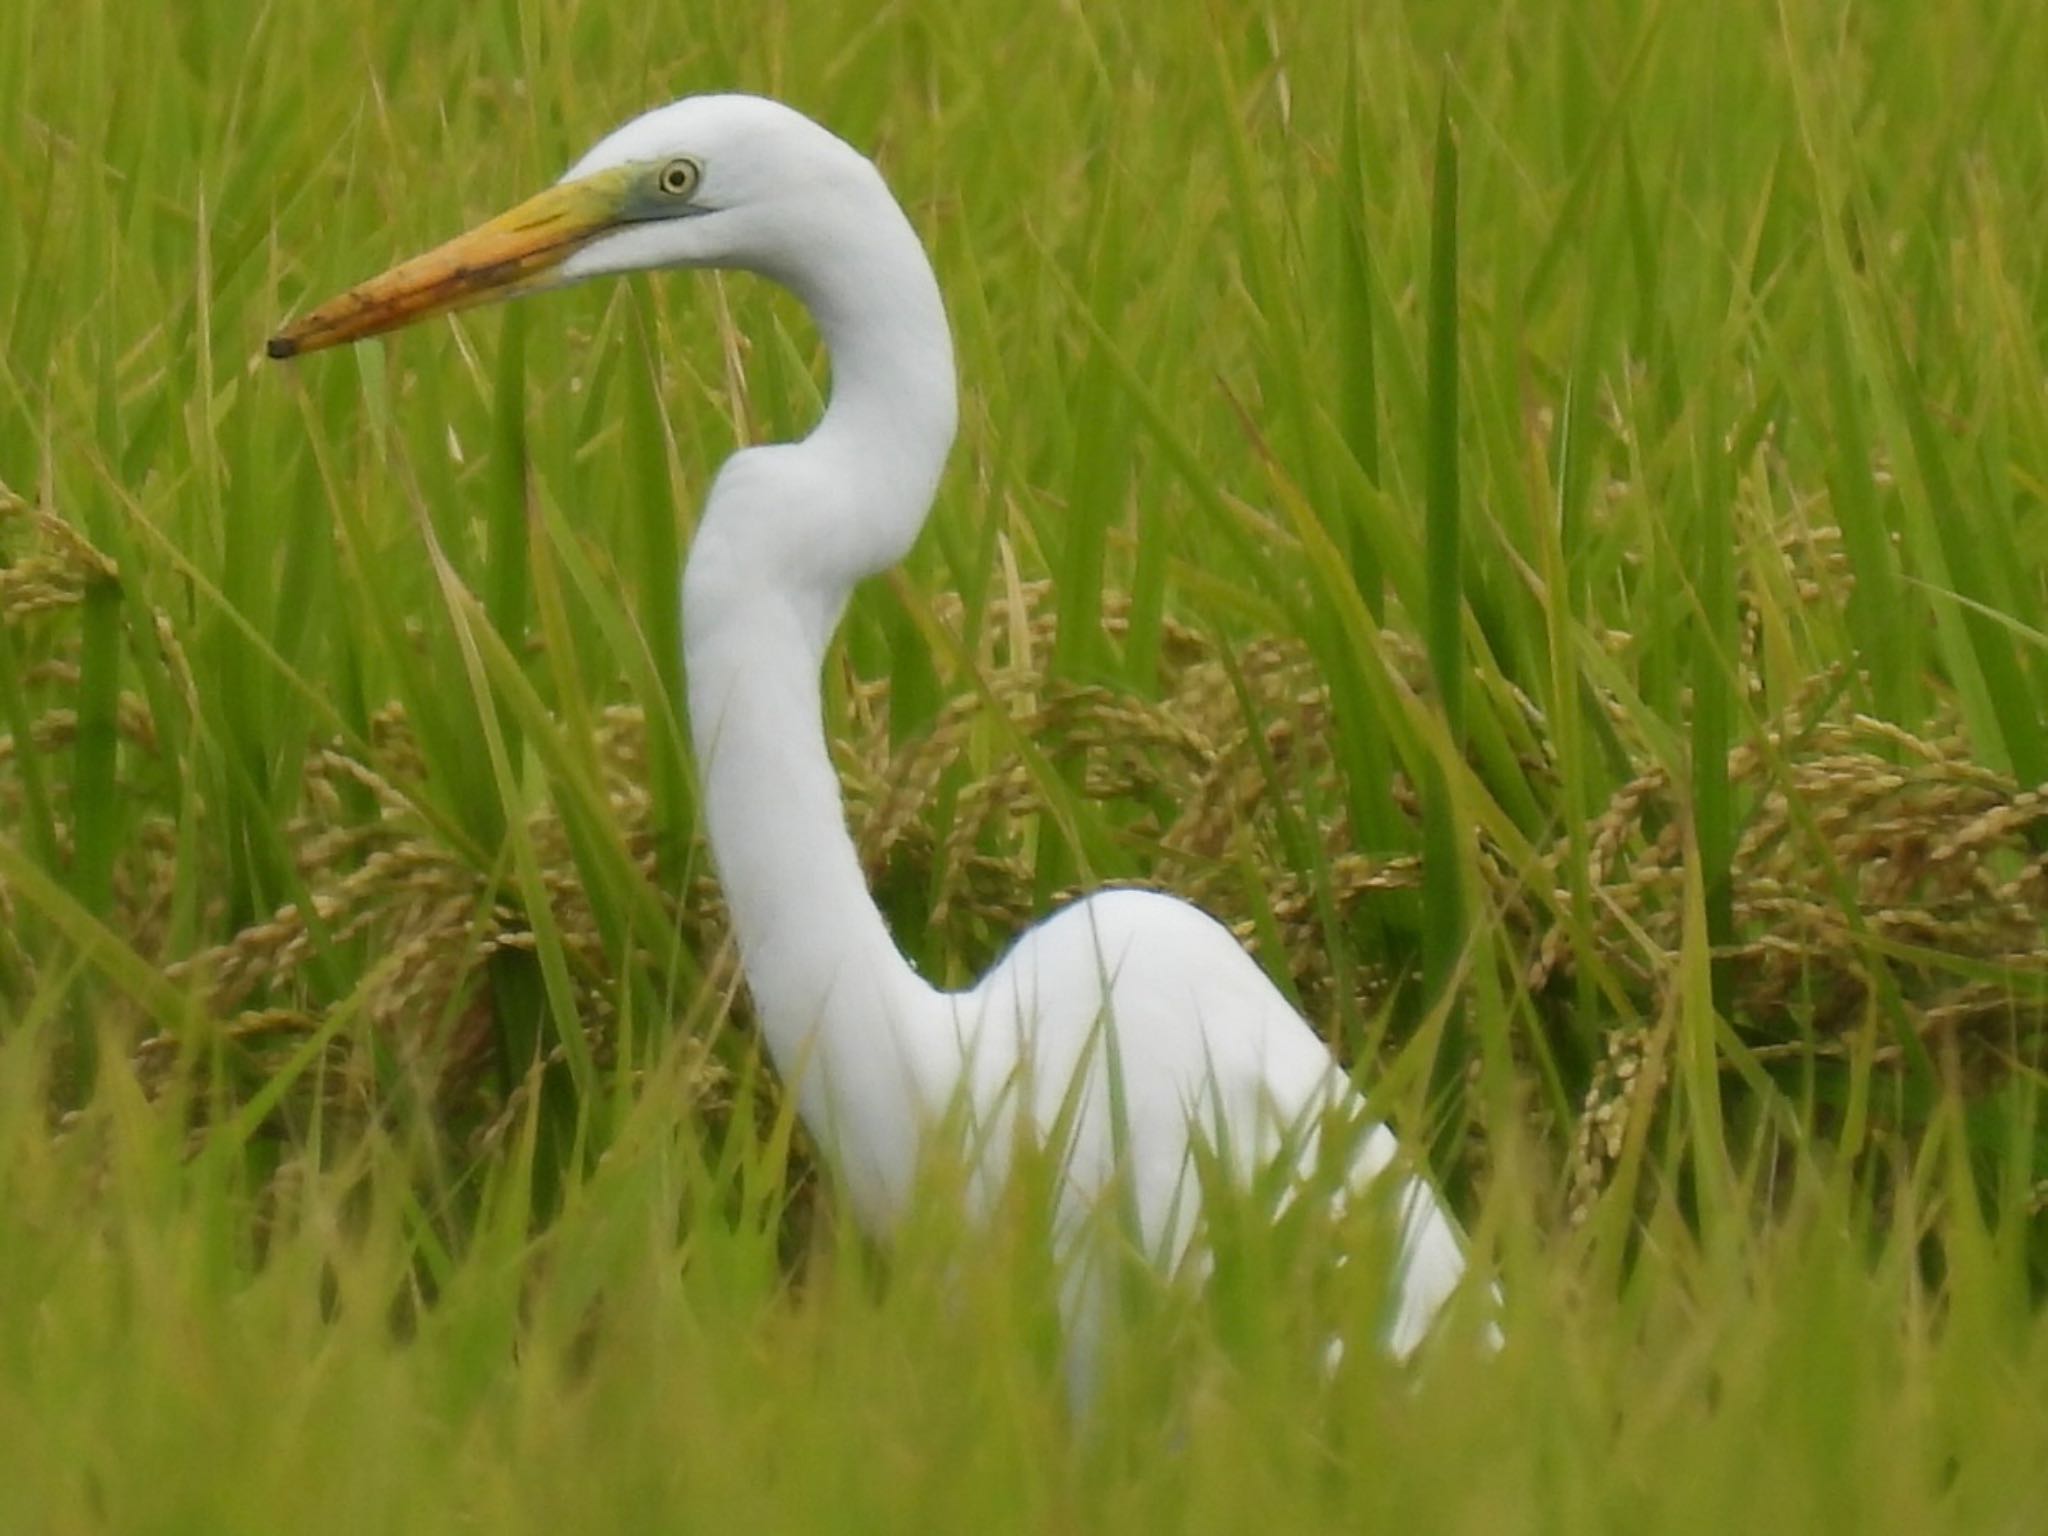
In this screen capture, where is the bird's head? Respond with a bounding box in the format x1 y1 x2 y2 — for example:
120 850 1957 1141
268 94 882 358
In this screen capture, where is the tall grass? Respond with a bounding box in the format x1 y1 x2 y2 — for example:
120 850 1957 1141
2 0 2046 1526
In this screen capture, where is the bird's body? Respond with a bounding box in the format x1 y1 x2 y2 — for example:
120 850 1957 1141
272 93 1481 1370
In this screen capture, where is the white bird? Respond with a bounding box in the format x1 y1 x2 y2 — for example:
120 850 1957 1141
271 93 1485 1380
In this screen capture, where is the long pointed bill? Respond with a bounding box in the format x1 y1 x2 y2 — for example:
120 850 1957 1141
267 170 632 359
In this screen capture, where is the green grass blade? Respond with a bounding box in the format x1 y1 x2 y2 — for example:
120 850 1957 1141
1687 382 1736 994
622 299 693 880
1420 90 1465 1008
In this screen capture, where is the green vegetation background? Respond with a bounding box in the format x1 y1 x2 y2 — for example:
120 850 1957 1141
3 0 2046 1529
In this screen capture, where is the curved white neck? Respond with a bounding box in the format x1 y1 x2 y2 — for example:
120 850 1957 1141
680 179 957 1223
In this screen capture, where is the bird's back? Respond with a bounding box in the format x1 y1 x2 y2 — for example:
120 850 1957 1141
952 886 1471 1354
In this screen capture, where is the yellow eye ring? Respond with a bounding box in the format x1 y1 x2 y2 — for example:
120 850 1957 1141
658 158 701 198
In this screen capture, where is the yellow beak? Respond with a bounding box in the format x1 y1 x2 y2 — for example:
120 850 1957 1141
267 170 631 359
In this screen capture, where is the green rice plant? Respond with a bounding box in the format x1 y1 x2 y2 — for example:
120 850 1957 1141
2 0 2048 1523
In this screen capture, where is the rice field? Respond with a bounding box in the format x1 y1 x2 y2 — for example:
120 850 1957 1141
3 0 2047 1528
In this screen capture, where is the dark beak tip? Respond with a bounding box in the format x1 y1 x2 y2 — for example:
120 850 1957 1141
266 334 299 361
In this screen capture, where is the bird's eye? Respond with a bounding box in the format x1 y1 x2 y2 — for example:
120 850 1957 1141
657 157 702 199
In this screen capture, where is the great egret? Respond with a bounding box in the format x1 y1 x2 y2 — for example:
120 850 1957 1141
271 93 1484 1371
